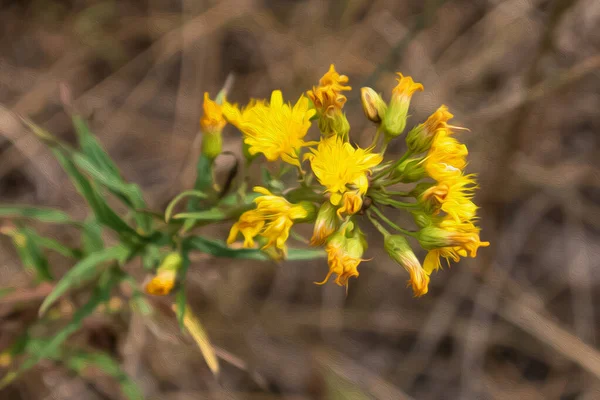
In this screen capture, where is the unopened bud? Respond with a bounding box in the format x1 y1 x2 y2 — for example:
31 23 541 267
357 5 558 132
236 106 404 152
360 87 387 123
311 202 339 246
144 252 183 296
393 157 426 183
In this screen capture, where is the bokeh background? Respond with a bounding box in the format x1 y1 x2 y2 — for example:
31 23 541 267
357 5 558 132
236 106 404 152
1 0 600 399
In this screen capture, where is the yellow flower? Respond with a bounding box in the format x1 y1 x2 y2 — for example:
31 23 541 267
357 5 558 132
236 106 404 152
144 252 183 296
424 128 468 181
384 235 430 297
307 64 351 115
420 174 478 222
222 91 315 166
200 92 226 133
311 202 339 246
419 217 489 274
382 73 424 138
406 105 453 153
305 137 383 206
227 187 312 259
316 223 367 288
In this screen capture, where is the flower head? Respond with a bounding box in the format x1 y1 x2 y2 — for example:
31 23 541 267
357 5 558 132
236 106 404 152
418 217 489 274
145 252 183 296
307 64 351 115
360 87 387 123
406 105 453 154
382 73 423 138
419 174 478 222
223 91 315 166
200 92 226 133
305 137 383 206
424 128 468 180
316 222 367 288
227 187 313 259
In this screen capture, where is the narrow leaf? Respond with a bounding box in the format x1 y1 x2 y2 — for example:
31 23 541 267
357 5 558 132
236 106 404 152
164 190 207 222
39 245 129 316
0 206 75 224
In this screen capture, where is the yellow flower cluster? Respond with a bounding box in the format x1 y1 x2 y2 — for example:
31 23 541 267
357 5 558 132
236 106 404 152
221 65 488 294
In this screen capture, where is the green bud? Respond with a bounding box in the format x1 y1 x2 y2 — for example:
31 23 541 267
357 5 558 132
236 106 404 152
201 131 222 160
392 157 426 183
318 110 350 141
158 252 183 273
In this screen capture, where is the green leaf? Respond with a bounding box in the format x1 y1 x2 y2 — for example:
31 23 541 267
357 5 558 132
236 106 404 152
71 152 151 233
164 190 208 222
51 148 139 239
0 206 75 224
24 229 81 259
81 218 104 254
173 208 227 222
0 267 124 389
72 116 121 178
66 351 143 400
39 244 130 316
184 236 326 261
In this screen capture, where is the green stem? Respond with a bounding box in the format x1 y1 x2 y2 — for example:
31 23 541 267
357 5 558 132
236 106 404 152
370 127 382 149
370 206 417 237
371 150 412 181
366 211 390 237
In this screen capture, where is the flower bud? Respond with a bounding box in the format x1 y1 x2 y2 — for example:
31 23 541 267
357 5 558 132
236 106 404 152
295 201 318 223
405 105 453 154
201 131 222 160
337 191 363 218
411 210 433 228
392 157 426 183
360 87 387 123
382 73 423 139
311 202 340 246
145 252 183 296
318 110 350 141
384 235 429 296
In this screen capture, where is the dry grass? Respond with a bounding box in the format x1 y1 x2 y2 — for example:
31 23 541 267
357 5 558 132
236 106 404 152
1 0 600 399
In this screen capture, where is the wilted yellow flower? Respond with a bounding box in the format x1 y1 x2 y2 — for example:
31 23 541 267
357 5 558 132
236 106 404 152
406 105 453 154
382 73 423 138
200 92 226 133
424 128 468 181
222 91 315 166
316 223 367 287
311 202 340 246
420 174 478 222
228 187 314 259
419 218 489 274
307 64 351 115
384 235 430 296
144 252 183 296
305 137 383 207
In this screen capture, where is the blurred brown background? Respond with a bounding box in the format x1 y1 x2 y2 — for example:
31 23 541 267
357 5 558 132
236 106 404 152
1 0 600 399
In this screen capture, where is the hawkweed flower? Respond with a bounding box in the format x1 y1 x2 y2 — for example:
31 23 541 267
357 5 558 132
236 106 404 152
424 127 468 180
305 137 383 213
382 73 423 139
311 202 340 246
200 92 226 160
307 64 352 139
406 105 453 154
145 252 183 296
419 174 478 222
384 235 430 296
316 222 367 288
222 90 315 167
228 187 316 259
418 218 489 274
360 87 387 123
